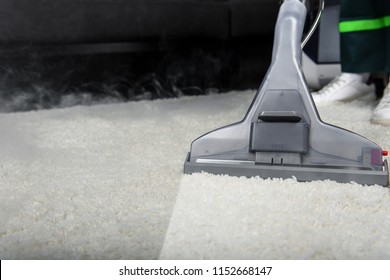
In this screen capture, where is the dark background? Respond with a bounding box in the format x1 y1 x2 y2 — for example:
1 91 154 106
0 0 292 111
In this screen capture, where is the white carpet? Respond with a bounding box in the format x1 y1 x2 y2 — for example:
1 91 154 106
0 90 389 259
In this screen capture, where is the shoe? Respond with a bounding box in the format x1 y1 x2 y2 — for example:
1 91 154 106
311 73 376 104
371 85 390 126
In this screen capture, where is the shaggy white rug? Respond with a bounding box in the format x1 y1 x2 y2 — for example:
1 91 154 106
0 90 389 259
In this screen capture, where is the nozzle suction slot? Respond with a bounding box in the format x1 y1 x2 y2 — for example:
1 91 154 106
258 111 302 122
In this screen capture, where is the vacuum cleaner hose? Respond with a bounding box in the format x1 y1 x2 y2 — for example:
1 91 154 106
300 0 325 48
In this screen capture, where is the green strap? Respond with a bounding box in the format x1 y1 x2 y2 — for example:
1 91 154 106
339 15 390 33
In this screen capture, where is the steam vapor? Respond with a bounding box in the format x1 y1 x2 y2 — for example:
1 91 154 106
0 48 234 113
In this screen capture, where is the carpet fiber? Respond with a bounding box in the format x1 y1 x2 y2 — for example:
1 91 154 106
0 90 389 259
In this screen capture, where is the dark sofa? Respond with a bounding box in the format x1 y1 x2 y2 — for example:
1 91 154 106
0 0 282 111
0 0 280 44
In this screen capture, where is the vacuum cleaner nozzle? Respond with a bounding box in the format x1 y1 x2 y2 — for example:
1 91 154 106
184 0 389 187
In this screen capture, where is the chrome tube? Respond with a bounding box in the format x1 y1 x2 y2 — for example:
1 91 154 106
280 0 310 9
279 0 325 48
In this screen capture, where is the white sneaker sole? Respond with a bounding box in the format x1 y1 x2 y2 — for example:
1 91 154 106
370 118 390 126
357 91 377 101
312 91 377 105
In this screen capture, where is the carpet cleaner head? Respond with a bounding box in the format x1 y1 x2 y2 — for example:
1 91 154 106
184 0 389 187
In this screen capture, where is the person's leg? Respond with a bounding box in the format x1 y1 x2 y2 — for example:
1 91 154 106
384 0 390 74
371 0 390 125
312 0 386 104
339 0 385 73
371 78 390 125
